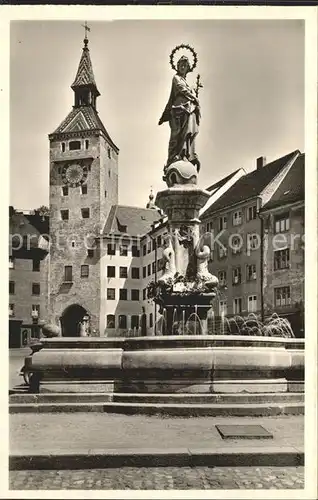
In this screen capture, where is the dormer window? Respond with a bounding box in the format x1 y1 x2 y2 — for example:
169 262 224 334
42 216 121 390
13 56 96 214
85 140 89 150
69 140 81 151
61 142 66 153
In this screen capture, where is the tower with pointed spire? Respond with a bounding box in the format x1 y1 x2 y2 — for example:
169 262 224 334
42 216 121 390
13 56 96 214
146 188 156 209
47 31 119 335
71 34 100 108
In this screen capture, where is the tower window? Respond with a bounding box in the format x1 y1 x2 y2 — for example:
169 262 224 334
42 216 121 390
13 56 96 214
108 147 111 159
81 265 89 278
108 169 111 178
62 186 69 196
61 209 69 221
81 184 87 195
32 259 40 272
69 140 81 151
85 140 89 150
61 142 66 153
64 266 73 282
81 208 90 219
105 191 107 198
32 283 40 295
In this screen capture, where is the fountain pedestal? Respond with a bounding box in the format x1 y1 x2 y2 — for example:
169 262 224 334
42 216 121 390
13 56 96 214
149 159 218 334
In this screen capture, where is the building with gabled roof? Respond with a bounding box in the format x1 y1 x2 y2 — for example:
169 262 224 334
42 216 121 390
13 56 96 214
203 150 299 217
9 207 49 347
103 205 161 238
260 153 305 336
200 150 302 321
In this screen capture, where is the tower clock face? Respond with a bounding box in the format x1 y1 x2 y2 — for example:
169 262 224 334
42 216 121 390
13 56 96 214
62 162 88 187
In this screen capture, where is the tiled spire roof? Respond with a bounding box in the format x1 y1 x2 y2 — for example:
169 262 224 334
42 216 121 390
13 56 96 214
51 106 119 152
71 38 100 94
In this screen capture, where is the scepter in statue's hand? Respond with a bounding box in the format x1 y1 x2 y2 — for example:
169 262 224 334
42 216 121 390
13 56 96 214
194 74 202 125
195 74 203 98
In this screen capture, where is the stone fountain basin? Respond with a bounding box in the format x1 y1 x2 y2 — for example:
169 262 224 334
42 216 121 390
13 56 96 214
28 335 304 394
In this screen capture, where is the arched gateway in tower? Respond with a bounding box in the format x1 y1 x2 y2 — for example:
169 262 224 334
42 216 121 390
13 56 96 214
47 31 119 335
60 304 89 337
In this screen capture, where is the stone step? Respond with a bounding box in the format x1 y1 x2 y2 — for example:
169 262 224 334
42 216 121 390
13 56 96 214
9 401 304 416
9 446 304 470
9 392 304 405
112 392 304 405
10 393 113 404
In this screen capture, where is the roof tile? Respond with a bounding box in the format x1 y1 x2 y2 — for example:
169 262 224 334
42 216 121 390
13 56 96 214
103 205 161 237
71 45 98 90
51 106 118 151
204 150 299 215
262 153 304 210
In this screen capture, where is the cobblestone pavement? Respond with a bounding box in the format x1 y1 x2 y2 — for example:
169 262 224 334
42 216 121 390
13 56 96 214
10 466 304 490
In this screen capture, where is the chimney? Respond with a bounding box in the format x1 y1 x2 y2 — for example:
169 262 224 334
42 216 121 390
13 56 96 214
257 156 266 170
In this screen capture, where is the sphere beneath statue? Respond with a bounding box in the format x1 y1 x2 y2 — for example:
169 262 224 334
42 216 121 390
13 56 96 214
164 159 198 188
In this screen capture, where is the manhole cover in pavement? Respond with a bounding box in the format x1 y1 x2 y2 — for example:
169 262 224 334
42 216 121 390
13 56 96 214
216 424 273 439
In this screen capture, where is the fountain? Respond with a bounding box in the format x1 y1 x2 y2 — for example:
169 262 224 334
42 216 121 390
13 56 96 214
18 44 304 414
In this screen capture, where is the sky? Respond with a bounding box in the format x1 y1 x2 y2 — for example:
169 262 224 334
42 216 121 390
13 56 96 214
10 19 304 210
